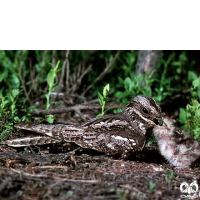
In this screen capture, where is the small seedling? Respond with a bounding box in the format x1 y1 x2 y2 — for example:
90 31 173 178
45 60 60 110
165 170 174 185
149 181 155 193
45 60 60 123
97 84 110 117
46 114 54 124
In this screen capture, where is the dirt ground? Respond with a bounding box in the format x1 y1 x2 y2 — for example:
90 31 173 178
0 142 200 200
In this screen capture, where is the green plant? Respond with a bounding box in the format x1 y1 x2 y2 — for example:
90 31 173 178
179 71 200 139
0 51 21 90
113 108 124 114
179 100 200 139
149 181 155 193
114 52 181 107
0 89 31 140
165 170 174 185
97 84 110 117
153 53 176 104
46 60 60 110
115 73 152 105
45 61 60 123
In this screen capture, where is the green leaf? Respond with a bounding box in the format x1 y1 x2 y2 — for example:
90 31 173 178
11 74 20 88
194 127 200 139
1 100 9 108
192 100 199 108
192 78 200 88
167 170 174 180
7 93 13 102
129 81 135 91
136 74 143 84
196 109 200 117
47 61 60 87
115 91 127 98
21 116 27 122
12 89 20 98
11 104 16 113
98 92 104 106
47 69 56 87
124 77 132 90
118 77 124 84
179 108 187 124
103 84 110 97
96 113 104 117
155 95 162 102
0 71 8 82
197 90 200 99
113 108 124 113
145 87 152 97
55 60 60 70
149 181 155 193
14 116 20 123
188 71 198 81
46 114 54 124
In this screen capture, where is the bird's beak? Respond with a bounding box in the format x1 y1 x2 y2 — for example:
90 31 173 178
149 121 156 126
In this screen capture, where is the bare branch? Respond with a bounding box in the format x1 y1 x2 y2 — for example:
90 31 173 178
70 64 92 93
18 51 31 104
82 51 120 96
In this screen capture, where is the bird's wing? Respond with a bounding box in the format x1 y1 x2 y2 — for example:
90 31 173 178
79 115 147 156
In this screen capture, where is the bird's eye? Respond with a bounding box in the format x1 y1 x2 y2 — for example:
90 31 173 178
142 108 149 114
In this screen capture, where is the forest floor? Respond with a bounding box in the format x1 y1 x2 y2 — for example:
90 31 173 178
0 143 200 200
0 100 200 200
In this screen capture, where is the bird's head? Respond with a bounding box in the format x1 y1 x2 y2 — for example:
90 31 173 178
126 95 163 128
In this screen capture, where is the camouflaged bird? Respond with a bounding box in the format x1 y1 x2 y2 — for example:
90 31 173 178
153 118 200 168
5 95 163 157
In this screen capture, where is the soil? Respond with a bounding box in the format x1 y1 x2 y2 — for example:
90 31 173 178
0 143 200 200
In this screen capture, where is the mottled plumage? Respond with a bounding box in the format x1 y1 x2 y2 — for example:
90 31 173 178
153 118 200 168
4 95 162 157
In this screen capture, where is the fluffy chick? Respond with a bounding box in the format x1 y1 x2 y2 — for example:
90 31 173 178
153 118 200 168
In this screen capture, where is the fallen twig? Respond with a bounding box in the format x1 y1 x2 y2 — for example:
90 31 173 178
11 168 100 184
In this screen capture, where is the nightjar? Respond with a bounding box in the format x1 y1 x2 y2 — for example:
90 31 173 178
4 95 163 157
153 118 200 168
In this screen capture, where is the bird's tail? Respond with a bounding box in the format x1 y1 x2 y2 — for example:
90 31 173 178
0 123 84 148
15 122 84 140
1 136 62 147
